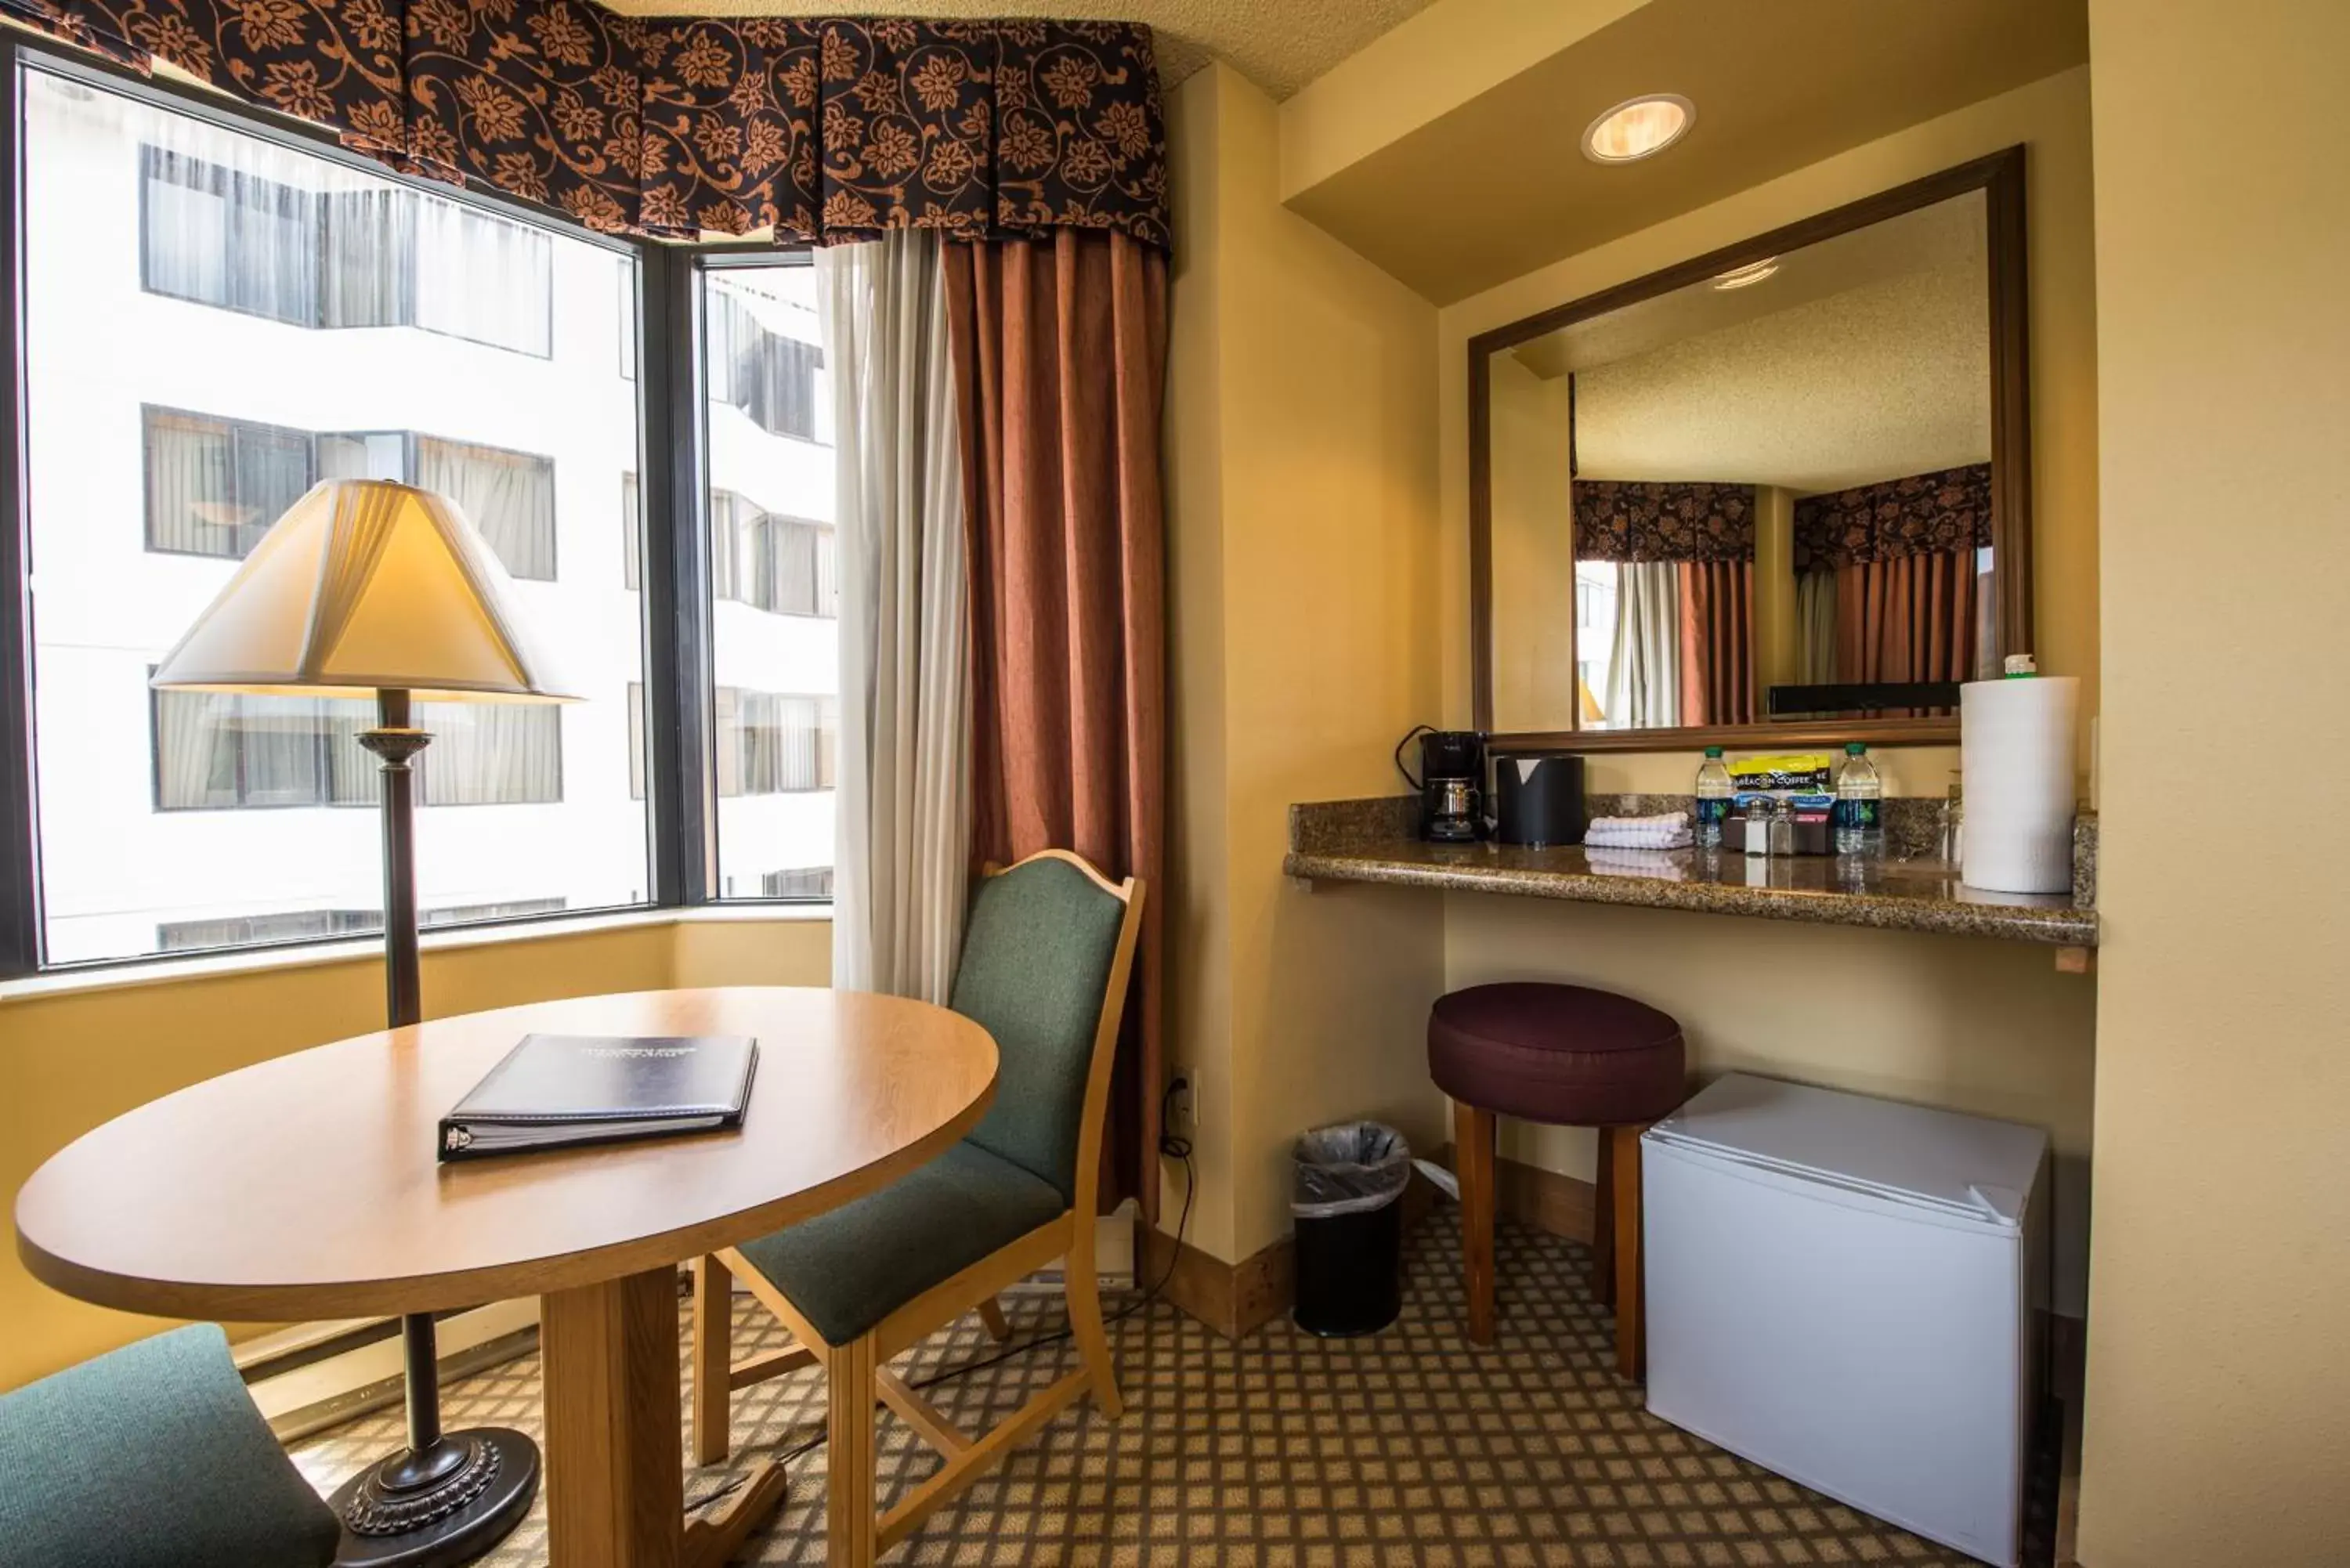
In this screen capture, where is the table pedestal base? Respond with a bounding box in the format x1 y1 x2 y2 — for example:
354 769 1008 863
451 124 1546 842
542 1269 790 1568
328 1427 539 1568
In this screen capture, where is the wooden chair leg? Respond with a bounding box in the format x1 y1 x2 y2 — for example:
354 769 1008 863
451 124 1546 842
1591 1127 1616 1309
977 1297 1013 1342
1611 1122 1649 1381
828 1333 878 1568
1065 1225 1124 1420
1455 1100 1498 1344
690 1254 732 1465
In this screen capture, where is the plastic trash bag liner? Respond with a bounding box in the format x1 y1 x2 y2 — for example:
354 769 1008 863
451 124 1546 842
1291 1122 1411 1217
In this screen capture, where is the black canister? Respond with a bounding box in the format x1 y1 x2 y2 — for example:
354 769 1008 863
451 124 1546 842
1494 753 1587 847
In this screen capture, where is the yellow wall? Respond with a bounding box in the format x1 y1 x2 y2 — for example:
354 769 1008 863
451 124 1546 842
2077 3 2350 1560
1419 66 2105 1310
0 915 829 1389
1162 63 1451 1265
1441 65 2101 792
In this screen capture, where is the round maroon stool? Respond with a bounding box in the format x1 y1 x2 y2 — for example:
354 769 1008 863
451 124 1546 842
1429 981 1686 1376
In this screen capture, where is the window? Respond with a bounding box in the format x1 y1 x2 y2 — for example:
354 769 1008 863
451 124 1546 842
152 688 562 810
143 406 314 558
707 284 825 441
138 141 550 354
141 413 557 580
714 688 837 797
141 145 318 325
157 896 564 953
23 67 649 966
701 262 837 901
622 471 640 590
711 490 837 617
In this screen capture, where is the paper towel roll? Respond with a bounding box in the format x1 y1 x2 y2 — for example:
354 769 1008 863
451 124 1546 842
1961 675 2078 894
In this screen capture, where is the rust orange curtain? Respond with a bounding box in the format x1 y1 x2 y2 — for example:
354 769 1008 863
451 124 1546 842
1834 547 1979 687
1676 559 1754 725
943 229 1169 1219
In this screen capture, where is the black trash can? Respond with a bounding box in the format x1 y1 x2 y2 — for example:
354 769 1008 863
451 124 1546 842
1290 1122 1411 1337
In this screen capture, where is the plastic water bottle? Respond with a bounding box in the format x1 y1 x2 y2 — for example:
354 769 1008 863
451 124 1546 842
1694 745 1733 849
1835 742 1884 858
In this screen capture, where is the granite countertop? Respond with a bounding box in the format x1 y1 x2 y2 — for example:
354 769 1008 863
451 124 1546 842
1285 797 2099 948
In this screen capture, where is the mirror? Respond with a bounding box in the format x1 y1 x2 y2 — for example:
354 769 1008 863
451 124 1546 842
1473 150 2030 744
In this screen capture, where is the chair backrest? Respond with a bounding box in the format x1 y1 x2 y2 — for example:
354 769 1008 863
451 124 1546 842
949 849 1144 1209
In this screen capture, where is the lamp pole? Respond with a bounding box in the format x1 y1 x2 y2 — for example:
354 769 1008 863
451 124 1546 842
322 688 540 1567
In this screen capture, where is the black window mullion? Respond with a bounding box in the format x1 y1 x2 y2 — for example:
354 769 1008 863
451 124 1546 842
638 243 713 907
0 45 40 977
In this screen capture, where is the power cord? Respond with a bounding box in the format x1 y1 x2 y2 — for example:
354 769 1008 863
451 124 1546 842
682 1084 1198 1516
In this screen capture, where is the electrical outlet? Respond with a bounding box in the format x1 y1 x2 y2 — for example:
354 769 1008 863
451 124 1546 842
1165 1069 1197 1133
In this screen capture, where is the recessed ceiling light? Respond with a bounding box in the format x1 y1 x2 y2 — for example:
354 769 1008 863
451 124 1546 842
1712 257 1781 290
1582 94 1695 164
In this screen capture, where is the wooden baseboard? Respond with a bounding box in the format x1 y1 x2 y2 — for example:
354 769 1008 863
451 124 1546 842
1137 1227 1292 1340
1433 1140 1599 1245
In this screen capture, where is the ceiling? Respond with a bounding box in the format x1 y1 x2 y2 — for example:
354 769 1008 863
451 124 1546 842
1499 194 1992 495
598 0 1433 101
1285 0 2088 304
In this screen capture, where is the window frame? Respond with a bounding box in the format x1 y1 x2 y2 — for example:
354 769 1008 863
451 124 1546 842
0 39 833 980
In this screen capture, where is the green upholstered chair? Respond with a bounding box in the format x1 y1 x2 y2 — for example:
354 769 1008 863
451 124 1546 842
692 849 1144 1566
0 1324 340 1568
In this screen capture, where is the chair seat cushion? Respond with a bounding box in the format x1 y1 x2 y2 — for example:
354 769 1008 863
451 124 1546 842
1429 981 1685 1126
735 1140 1067 1346
0 1324 340 1568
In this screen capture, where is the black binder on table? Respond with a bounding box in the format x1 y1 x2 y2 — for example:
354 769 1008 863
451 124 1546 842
438 1034 757 1162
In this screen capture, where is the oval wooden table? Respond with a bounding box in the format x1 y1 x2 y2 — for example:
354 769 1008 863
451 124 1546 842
14 986 999 1568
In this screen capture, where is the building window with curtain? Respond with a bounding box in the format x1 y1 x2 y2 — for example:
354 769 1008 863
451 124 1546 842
410 435 558 582
143 406 314 558
141 412 557 581
139 145 319 327
138 144 551 356
157 896 565 953
707 287 825 442
152 689 562 811
710 490 837 617
713 688 837 797
621 471 642 590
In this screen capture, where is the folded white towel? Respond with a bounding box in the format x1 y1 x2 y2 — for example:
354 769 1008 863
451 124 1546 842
1585 845 1690 881
1588 811 1690 836
1586 830 1694 851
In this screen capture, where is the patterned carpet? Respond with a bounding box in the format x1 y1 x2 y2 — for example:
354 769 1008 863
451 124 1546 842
294 1213 2045 1565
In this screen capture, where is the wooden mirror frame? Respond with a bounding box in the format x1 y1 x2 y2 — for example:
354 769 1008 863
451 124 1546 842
1468 146 2031 750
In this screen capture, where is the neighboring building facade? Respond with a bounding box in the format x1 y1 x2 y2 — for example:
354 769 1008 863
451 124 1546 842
21 68 836 965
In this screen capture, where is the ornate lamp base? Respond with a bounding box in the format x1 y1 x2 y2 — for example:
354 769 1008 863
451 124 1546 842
328 1426 539 1568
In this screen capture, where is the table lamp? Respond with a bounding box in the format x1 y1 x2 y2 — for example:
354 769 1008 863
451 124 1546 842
151 479 576 1567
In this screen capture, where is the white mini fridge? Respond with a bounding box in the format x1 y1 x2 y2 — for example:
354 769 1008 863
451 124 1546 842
1642 1074 2046 1567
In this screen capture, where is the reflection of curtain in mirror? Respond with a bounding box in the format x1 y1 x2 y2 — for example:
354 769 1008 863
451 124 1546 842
1796 571 1839 684
1676 560 1752 724
1607 562 1680 728
1835 548 1978 689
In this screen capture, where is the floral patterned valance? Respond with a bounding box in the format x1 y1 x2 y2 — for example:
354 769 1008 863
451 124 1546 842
1572 480 1755 565
0 0 1169 247
1792 463 1991 573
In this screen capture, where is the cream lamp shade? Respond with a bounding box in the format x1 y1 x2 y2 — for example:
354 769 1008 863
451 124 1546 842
150 479 577 700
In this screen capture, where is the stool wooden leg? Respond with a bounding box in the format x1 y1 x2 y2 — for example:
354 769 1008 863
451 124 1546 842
1591 1128 1616 1309
1455 1101 1498 1344
1611 1122 1650 1381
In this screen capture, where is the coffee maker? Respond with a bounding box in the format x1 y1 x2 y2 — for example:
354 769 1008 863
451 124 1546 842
1395 726 1486 843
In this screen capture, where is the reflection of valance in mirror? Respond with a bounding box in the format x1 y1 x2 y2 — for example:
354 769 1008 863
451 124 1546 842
1572 481 1756 563
1791 463 1992 573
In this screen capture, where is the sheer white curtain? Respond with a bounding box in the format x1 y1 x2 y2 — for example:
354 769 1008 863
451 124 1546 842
414 436 555 580
1606 561 1681 729
819 232 971 1003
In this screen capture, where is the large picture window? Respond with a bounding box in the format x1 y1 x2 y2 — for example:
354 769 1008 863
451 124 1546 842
20 63 649 964
701 262 836 900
